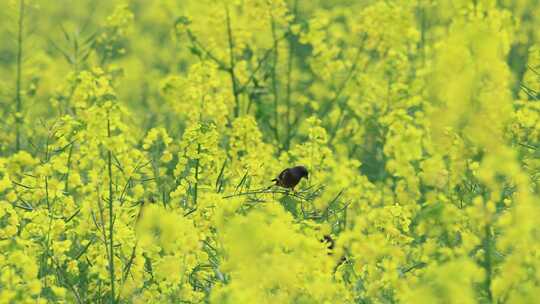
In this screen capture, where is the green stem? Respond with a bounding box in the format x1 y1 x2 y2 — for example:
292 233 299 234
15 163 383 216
284 24 294 149
419 4 427 64
15 0 25 151
64 144 74 192
483 224 493 303
107 113 116 303
194 143 201 207
45 177 50 212
284 0 299 150
319 40 364 118
270 14 280 144
225 5 240 118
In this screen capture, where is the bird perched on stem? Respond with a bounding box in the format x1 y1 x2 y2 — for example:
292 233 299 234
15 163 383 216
271 166 309 191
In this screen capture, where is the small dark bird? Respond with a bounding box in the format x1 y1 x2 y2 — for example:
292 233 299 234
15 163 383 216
271 166 309 191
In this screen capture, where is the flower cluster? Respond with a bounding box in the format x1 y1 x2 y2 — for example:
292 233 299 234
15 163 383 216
1 0 540 303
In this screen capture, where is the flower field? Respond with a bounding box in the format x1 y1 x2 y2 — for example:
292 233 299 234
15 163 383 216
1 0 540 303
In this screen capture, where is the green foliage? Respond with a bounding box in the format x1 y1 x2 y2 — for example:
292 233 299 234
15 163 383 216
1 0 540 303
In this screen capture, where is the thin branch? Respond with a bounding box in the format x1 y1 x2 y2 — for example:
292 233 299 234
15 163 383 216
117 201 145 303
223 186 321 201
236 47 275 93
51 256 84 304
520 83 538 100
517 142 537 150
185 29 228 70
400 262 427 275
65 208 81 223
527 64 540 76
12 203 33 211
320 35 367 118
11 180 34 189
74 237 96 260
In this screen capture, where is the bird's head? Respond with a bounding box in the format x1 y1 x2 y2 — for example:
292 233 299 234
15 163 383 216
297 166 309 179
